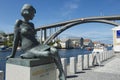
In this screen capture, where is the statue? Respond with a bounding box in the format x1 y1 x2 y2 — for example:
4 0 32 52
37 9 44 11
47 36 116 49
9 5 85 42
7 4 66 80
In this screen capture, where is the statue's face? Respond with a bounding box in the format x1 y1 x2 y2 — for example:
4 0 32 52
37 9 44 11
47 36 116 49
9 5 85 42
29 10 35 20
22 9 35 20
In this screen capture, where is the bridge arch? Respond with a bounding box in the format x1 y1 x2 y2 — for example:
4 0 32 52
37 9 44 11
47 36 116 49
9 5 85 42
44 20 120 44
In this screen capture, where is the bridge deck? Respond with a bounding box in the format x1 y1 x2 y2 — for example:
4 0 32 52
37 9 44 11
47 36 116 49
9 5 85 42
67 53 120 80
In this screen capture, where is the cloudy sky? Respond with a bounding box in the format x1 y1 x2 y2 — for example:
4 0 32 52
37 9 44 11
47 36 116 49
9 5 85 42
0 0 120 44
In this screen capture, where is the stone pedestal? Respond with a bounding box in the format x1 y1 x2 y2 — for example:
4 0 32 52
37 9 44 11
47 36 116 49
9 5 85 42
6 58 56 80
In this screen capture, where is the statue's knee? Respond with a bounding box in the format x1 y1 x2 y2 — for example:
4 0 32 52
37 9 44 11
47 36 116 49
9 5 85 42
50 47 58 54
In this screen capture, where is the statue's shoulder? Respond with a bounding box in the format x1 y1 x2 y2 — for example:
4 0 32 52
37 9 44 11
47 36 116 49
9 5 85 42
29 22 34 27
15 19 23 28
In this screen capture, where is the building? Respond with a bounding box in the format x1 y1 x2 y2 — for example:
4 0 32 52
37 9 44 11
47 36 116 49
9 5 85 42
60 39 68 49
59 37 84 49
112 26 120 52
69 38 82 48
93 41 101 47
84 39 94 48
0 34 6 45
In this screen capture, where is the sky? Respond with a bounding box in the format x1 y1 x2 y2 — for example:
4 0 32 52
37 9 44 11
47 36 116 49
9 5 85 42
0 0 120 44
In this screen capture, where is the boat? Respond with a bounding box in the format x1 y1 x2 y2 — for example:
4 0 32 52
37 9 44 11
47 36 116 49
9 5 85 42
85 47 93 51
0 45 12 52
92 46 107 53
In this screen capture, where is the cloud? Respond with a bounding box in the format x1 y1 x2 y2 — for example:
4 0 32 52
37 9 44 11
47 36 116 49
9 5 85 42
61 0 80 16
65 2 79 9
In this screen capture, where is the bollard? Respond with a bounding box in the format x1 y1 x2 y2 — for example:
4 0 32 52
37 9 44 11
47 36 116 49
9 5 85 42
106 51 108 60
70 57 76 74
89 54 93 67
105 51 107 60
100 52 103 62
112 50 114 57
61 58 67 76
107 51 109 59
103 52 105 61
83 55 88 69
77 55 82 71
108 51 110 59
111 50 114 57
0 71 3 80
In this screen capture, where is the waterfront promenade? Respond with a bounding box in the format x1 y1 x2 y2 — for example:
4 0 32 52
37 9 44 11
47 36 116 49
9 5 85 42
66 53 120 80
1 50 119 80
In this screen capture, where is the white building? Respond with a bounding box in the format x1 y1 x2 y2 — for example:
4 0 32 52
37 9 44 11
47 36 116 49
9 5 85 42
84 39 94 47
112 26 120 52
0 34 6 45
60 38 82 49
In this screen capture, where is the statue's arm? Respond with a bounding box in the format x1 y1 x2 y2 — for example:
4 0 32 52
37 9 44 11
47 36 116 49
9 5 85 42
7 20 22 59
30 22 37 35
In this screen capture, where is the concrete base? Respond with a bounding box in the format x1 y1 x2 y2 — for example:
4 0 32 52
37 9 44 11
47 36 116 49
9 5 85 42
6 58 56 80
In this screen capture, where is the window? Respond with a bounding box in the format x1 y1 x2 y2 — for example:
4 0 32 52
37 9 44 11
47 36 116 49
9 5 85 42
117 30 120 38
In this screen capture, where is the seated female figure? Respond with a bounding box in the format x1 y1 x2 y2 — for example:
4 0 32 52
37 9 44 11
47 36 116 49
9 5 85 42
7 4 66 80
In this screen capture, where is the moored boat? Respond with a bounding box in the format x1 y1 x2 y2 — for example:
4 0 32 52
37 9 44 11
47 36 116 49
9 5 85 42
0 45 12 52
92 46 107 53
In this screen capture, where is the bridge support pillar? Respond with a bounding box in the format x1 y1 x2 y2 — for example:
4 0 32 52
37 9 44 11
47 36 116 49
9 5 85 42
43 29 47 41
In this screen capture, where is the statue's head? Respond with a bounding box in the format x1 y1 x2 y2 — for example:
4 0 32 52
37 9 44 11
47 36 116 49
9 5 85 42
21 4 36 20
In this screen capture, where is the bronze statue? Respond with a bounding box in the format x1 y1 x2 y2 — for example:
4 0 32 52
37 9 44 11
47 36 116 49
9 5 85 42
7 4 66 80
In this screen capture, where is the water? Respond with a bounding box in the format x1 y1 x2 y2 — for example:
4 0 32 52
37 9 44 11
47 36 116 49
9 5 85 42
0 49 92 80
0 49 92 69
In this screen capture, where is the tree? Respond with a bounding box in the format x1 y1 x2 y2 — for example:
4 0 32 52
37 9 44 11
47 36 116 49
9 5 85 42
0 31 6 37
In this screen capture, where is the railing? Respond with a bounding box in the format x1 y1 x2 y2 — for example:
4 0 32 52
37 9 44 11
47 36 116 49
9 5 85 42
59 50 114 77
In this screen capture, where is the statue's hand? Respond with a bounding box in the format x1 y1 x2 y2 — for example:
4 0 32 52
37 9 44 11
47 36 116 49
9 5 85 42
6 55 14 60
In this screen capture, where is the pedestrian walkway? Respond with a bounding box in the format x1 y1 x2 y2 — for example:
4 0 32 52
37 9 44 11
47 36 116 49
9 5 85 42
67 53 120 80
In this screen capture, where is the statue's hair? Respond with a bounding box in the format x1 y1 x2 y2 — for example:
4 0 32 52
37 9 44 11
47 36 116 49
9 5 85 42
21 4 36 16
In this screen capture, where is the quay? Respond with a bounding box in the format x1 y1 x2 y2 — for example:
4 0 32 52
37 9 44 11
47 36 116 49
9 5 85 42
62 51 120 80
1 50 120 80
